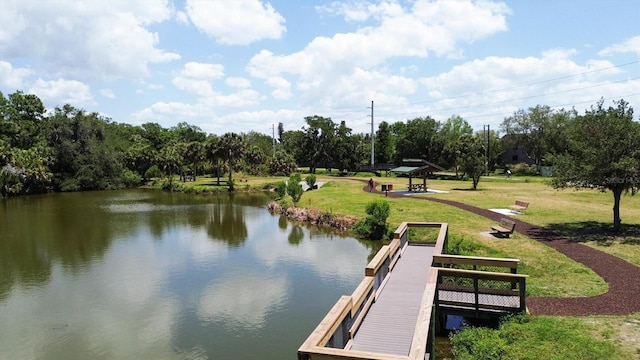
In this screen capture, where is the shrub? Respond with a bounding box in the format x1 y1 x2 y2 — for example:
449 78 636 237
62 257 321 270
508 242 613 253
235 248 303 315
277 197 292 208
121 169 142 187
305 174 317 190
145 165 163 179
352 200 391 240
268 151 298 176
510 162 537 175
276 181 287 198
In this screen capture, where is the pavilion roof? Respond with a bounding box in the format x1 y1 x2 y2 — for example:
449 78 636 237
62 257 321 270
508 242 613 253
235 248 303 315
390 159 444 175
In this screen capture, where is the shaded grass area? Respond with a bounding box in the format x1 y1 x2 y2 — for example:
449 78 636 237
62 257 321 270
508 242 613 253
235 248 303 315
545 221 640 245
545 221 640 267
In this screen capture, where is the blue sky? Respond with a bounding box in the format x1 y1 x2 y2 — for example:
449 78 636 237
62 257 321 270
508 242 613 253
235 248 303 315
1 0 639 136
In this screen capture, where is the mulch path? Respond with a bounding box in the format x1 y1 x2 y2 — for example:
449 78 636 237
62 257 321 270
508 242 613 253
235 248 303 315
364 182 640 316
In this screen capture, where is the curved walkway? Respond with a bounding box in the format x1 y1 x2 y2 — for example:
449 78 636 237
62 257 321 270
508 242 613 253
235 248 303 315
364 182 640 316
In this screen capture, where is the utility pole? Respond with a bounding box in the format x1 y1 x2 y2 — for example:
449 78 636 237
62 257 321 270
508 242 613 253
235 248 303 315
369 100 374 167
487 124 491 173
483 124 490 175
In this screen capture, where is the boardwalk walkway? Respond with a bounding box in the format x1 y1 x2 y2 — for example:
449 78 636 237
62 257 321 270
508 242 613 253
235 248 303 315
350 245 434 355
365 181 640 316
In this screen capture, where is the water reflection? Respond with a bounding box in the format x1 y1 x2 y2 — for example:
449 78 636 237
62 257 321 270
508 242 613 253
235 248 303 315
0 189 373 360
198 271 289 331
207 197 248 246
288 225 304 245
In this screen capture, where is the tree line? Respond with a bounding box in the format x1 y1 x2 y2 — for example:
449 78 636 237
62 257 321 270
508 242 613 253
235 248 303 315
2 90 639 231
0 90 495 197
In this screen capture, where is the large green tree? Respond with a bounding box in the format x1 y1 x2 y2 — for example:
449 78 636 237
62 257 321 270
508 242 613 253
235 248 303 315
501 105 574 172
333 120 361 172
0 91 46 150
393 117 442 165
302 115 336 173
281 129 305 167
440 115 473 176
550 99 640 231
374 121 394 164
46 105 123 191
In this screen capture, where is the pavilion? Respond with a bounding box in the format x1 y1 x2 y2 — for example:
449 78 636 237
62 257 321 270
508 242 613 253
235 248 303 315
390 159 445 192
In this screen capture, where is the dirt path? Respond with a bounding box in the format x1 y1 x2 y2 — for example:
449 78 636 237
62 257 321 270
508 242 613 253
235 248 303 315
364 182 640 316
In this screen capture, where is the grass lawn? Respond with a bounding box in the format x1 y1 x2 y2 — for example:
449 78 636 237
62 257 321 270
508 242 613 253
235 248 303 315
447 313 640 360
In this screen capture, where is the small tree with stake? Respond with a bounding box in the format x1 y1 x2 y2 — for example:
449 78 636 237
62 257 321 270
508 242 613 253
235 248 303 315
287 173 304 205
458 134 486 190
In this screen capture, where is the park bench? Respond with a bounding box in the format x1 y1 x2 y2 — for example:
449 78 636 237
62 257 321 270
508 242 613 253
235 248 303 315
491 218 516 238
509 200 529 212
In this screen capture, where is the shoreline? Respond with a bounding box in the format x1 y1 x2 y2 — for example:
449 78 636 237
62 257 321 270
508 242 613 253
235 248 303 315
267 201 358 232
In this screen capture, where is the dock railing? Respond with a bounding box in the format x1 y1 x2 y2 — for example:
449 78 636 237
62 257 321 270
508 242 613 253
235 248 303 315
298 222 448 360
435 268 528 314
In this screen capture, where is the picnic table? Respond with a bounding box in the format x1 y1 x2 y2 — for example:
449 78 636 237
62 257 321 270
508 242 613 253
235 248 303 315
408 183 427 192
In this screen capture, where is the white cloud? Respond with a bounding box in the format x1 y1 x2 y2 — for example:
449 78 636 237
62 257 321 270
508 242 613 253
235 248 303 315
226 77 251 89
266 76 292 99
175 10 190 26
599 36 640 56
29 79 96 107
132 89 264 127
0 0 180 80
247 0 510 109
0 61 33 89
415 49 640 127
317 0 405 22
171 77 216 98
178 62 225 80
200 109 301 135
185 0 286 45
100 88 116 99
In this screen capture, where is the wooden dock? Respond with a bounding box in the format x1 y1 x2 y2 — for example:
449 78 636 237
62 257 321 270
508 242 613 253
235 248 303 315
298 222 528 360
350 245 434 355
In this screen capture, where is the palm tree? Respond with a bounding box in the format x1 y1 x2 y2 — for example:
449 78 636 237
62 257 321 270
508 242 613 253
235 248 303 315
220 133 245 190
185 141 205 181
205 135 223 185
159 143 181 183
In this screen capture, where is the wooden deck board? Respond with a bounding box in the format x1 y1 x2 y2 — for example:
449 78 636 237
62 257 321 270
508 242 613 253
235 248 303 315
350 245 435 356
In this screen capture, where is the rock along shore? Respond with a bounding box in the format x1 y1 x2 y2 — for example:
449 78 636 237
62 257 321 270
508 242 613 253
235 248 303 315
267 201 358 232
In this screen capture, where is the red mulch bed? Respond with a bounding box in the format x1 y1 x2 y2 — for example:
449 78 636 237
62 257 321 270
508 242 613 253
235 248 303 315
365 182 640 316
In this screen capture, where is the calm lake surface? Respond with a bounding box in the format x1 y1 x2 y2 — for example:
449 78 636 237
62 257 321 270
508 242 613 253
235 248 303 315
0 189 380 360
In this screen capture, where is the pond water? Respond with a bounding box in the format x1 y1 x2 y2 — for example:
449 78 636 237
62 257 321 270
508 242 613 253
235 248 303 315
0 189 380 359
